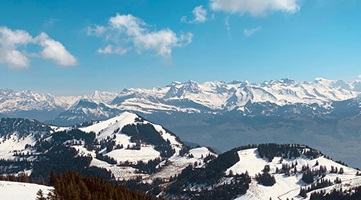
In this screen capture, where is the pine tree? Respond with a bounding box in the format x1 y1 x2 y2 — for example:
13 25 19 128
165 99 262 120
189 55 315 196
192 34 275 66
36 189 46 200
299 188 307 198
50 170 58 186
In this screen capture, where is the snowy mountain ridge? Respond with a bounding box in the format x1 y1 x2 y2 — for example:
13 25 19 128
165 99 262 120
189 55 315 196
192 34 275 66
0 89 119 112
111 78 361 113
2 78 361 121
0 89 118 121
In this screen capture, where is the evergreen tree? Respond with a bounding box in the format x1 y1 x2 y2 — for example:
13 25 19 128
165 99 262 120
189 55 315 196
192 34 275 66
36 189 46 200
302 169 314 184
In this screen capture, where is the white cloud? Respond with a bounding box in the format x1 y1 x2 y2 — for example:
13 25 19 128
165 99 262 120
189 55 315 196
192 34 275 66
109 14 145 37
135 30 192 56
181 5 207 24
0 26 77 69
86 25 107 37
0 26 33 69
244 26 262 36
192 6 208 23
210 0 300 16
97 45 127 55
88 13 193 58
36 33 78 67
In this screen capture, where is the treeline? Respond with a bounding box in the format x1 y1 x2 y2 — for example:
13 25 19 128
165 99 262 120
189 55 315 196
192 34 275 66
121 124 175 158
0 158 31 174
309 186 361 200
31 144 112 183
0 118 51 138
0 172 31 183
257 144 321 162
36 171 156 200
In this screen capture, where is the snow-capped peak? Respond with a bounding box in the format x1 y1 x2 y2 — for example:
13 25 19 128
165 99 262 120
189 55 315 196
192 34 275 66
87 90 118 104
3 78 361 122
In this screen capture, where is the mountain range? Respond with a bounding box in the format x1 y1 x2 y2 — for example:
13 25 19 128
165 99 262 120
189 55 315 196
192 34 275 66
0 112 361 199
2 78 361 168
2 78 361 120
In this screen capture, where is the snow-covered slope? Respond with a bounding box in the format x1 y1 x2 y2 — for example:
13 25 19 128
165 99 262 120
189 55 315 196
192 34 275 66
1 113 361 199
0 118 52 160
0 181 53 200
164 144 361 199
0 112 214 183
231 148 360 200
75 112 210 181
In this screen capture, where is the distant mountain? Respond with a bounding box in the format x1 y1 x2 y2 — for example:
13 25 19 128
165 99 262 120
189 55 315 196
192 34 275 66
3 78 361 122
51 99 121 125
0 89 117 121
0 89 65 121
87 90 118 104
47 78 361 125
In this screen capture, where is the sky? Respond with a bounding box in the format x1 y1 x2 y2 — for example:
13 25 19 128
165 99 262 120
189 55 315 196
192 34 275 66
0 0 361 95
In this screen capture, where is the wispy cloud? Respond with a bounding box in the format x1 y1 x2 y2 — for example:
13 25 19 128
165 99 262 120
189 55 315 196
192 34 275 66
244 26 262 37
88 13 193 58
97 45 127 56
181 5 208 24
0 26 77 69
44 18 61 28
224 16 231 35
210 0 300 16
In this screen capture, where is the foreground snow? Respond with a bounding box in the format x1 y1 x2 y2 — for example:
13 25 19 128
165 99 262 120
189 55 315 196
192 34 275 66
0 181 53 200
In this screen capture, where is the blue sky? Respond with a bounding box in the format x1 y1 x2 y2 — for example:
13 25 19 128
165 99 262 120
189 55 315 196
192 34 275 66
0 0 361 95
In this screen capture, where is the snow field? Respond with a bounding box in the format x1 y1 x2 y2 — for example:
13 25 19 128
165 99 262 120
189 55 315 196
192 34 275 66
230 148 360 200
0 181 53 200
